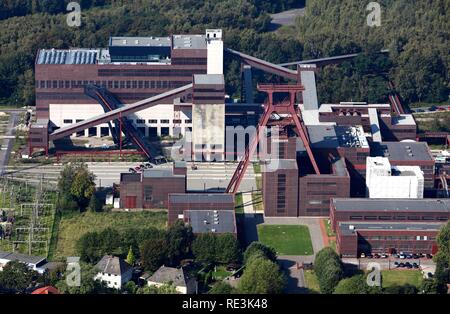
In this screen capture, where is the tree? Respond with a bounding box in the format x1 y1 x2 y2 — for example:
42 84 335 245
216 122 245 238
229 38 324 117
237 257 286 294
70 164 96 208
314 247 344 294
136 283 179 294
434 222 450 294
126 246 136 266
0 260 37 293
419 278 439 294
140 238 167 272
216 234 241 264
383 284 418 295
87 193 102 212
243 242 277 264
55 262 111 294
192 233 217 265
165 221 193 266
209 282 235 294
333 275 370 294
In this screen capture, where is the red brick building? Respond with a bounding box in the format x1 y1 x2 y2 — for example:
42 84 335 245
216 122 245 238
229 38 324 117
331 198 450 257
120 163 187 209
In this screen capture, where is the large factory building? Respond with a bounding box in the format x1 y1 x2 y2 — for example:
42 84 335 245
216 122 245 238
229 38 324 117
34 29 224 144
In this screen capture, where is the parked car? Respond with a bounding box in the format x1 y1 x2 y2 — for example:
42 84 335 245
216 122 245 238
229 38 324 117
427 272 433 278
360 253 366 258
405 262 413 269
429 105 437 111
135 166 142 172
437 106 446 111
381 253 388 258
412 263 419 269
412 254 420 259
398 263 405 268
374 254 381 259
145 163 154 169
399 254 406 259
191 164 198 170
394 261 399 267
406 254 414 259
426 254 433 259
416 109 425 113
366 253 373 259
129 168 137 173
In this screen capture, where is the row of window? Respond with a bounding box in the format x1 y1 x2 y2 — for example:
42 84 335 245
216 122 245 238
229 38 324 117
63 119 192 125
277 174 287 212
349 215 448 221
362 236 436 241
36 80 191 90
98 69 205 77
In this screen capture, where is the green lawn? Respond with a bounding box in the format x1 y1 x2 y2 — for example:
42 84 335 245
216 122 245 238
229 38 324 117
304 270 320 294
235 193 244 214
53 211 167 259
381 270 423 289
257 225 313 255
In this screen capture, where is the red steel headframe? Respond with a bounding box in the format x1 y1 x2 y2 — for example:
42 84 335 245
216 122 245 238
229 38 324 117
226 83 320 195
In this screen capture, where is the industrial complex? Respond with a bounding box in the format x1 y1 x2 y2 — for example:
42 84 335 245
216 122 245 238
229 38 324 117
26 29 450 259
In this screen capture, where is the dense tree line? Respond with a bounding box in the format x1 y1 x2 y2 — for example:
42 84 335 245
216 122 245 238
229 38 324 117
0 0 302 105
294 0 449 104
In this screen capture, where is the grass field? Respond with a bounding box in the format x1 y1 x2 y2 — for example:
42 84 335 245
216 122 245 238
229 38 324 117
381 270 423 289
235 193 244 214
304 270 320 294
53 211 167 259
257 225 313 255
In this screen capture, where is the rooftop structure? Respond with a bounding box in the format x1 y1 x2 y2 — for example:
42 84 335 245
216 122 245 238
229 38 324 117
337 221 443 236
36 49 98 65
366 157 424 198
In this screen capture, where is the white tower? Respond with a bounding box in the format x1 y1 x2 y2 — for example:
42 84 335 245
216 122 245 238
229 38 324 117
206 29 223 75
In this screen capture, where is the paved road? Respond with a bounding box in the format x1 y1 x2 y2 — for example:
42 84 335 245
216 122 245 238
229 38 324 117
4 161 257 191
0 112 19 176
278 257 309 294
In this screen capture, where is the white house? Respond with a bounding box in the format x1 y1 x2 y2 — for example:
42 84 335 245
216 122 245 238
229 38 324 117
144 265 197 294
94 255 133 290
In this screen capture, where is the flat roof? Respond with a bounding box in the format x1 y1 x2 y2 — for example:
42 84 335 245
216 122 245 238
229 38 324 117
193 74 225 85
332 198 450 213
305 125 368 149
120 173 141 183
143 168 184 178
392 114 416 126
338 221 444 235
110 36 171 48
371 142 433 161
169 193 234 204
173 34 207 49
185 210 236 234
263 159 298 172
37 49 98 65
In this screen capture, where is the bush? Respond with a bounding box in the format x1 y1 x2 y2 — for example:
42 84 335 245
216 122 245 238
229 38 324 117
314 247 344 294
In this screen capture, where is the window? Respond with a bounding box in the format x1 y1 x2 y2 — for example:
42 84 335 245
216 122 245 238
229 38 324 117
378 216 392 220
136 119 145 124
364 216 377 220
161 120 170 124
173 119 182 124
277 174 286 213
350 215 363 220
144 186 153 202
63 119 73 124
185 119 192 124
148 119 158 124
